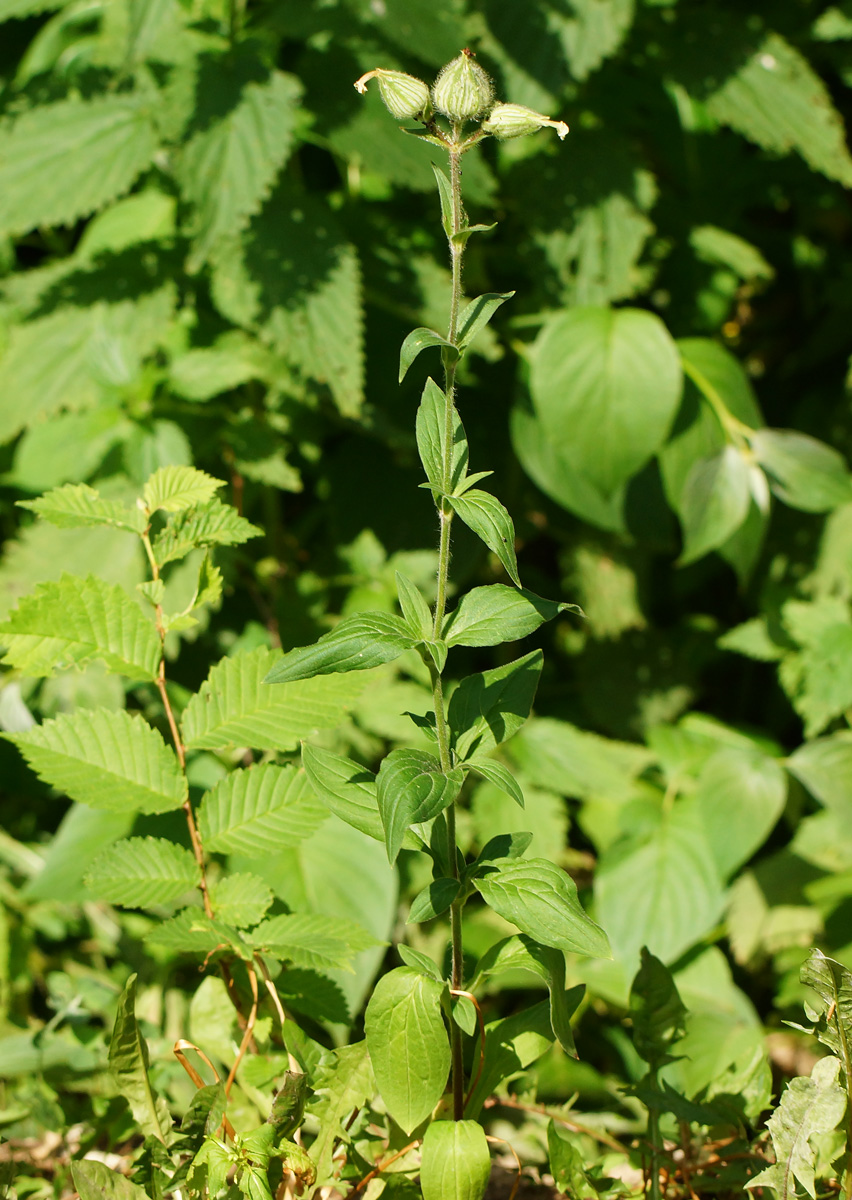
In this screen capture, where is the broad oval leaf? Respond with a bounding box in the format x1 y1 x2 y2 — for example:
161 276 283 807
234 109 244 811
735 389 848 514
198 762 326 855
399 327 455 383
420 1119 491 1200
787 732 852 810
751 428 852 512
307 1042 374 1187
446 489 520 586
376 748 464 863
6 708 186 815
677 445 751 565
264 612 416 684
443 584 577 647
85 837 200 908
416 377 469 494
475 857 610 958
691 746 787 880
364 966 450 1134
529 306 682 495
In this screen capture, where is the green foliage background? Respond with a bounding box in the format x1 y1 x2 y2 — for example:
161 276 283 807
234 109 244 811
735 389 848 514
4 0 852 1191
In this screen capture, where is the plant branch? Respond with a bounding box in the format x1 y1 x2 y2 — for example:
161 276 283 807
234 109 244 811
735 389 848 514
343 1140 419 1197
225 963 258 1095
482 1096 629 1154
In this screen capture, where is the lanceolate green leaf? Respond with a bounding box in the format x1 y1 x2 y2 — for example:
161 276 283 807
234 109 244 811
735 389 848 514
109 974 168 1143
0 574 161 680
396 571 433 639
301 743 384 842
86 837 200 908
17 484 146 533
446 490 520 585
0 94 158 239
475 857 610 958
449 650 543 759
750 429 852 512
464 756 525 808
629 948 687 1068
677 445 751 565
181 647 364 752
6 709 187 815
416 377 469 494
364 966 451 1134
306 1042 374 1187
443 584 577 647
263 613 416 684
399 327 456 383
464 1001 554 1119
376 748 464 862
198 763 325 855
456 291 514 352
419 1120 491 1200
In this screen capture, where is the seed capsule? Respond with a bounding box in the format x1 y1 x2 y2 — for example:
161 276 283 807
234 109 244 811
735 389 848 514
432 50 494 122
482 102 570 140
354 69 431 120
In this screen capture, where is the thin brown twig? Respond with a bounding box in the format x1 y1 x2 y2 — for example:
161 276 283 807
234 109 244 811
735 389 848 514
449 989 486 1110
173 1039 236 1140
486 1134 521 1200
342 1140 419 1197
483 1095 628 1153
255 956 302 1073
225 963 259 1095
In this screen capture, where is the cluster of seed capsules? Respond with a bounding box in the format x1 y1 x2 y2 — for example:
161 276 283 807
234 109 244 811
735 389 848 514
354 50 569 141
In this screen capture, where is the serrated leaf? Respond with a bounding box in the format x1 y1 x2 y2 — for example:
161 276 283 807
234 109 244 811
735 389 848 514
179 68 302 270
0 574 160 680
198 763 325 855
443 584 576 648
465 756 525 808
751 429 852 512
108 973 168 1143
677 446 751 565
152 498 261 566
6 708 186 815
0 93 157 238
420 1120 491 1200
376 747 464 863
210 873 273 928
72 1160 152 1200
399 327 456 383
247 912 380 972
364 966 451 1134
182 646 362 752
475 857 610 958
800 948 852 1061
416 377 469 494
306 1042 374 1187
449 650 543 759
263 612 416 684
144 908 250 958
446 490 520 585
17 483 145 533
456 291 514 352
142 466 224 514
86 837 200 907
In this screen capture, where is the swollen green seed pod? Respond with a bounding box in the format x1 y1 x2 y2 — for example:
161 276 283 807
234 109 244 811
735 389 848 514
354 69 431 120
432 50 494 122
482 102 569 141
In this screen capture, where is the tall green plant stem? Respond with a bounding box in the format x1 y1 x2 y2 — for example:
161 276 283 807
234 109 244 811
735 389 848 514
430 130 465 1121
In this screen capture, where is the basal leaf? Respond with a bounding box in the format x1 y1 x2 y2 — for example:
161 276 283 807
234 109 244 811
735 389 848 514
364 966 451 1134
547 1123 597 1200
72 1161 152 1200
475 857 610 958
420 1120 491 1200
443 584 577 647
399 327 456 383
306 1042 374 1187
108 973 168 1143
751 429 852 512
446 489 520 585
182 646 363 752
198 763 326 855
0 574 160 680
0 94 157 238
677 446 751 565
376 747 464 863
152 498 261 566
18 483 146 533
247 912 380 972
456 291 514 352
263 612 416 684
142 465 224 514
449 650 543 759
6 708 186 815
86 837 200 907
800 948 852 1061
416 377 469 494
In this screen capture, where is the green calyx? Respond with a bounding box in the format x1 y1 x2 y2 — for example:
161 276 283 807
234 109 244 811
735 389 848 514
482 102 570 141
354 68 431 120
432 51 494 122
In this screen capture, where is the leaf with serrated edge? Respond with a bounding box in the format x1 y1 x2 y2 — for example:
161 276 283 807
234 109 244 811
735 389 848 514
264 612 416 684
6 709 186 815
145 909 251 958
456 291 514 352
446 490 520 585
108 973 168 1143
143 465 224 513
182 646 363 752
86 837 200 908
416 377 468 494
399 327 456 383
443 584 576 648
420 1120 491 1200
153 499 261 566
18 483 145 533
72 1161 152 1200
209 872 273 928
198 763 325 855
306 1042 374 1187
247 912 380 972
0 574 160 680
476 857 610 957
364 966 450 1134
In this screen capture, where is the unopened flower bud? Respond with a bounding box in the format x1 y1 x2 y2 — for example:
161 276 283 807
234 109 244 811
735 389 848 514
482 102 569 141
353 69 431 120
432 50 494 121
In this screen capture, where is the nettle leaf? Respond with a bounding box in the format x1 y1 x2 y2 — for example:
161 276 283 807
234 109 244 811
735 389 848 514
396 570 433 639
178 67 302 270
416 377 469 494
443 584 577 648
182 646 363 752
547 1123 597 1200
0 574 160 680
553 0 636 80
264 612 416 684
420 1120 491 1200
750 429 852 512
0 93 157 238
446 490 520 585
142 466 224 514
449 650 543 759
408 877 460 923
677 445 751 565
198 762 326 855
464 756 525 809
364 966 451 1135
6 709 186 815
475 857 610 958
399 327 456 383
209 873 273 928
747 1057 847 1198
18 483 146 533
152 499 261 567
529 306 682 496
302 743 383 843
247 912 380 972
109 973 168 1143
306 1042 374 1187
86 837 200 908
377 748 464 863
72 1161 151 1200
629 947 687 1068
456 291 514 352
